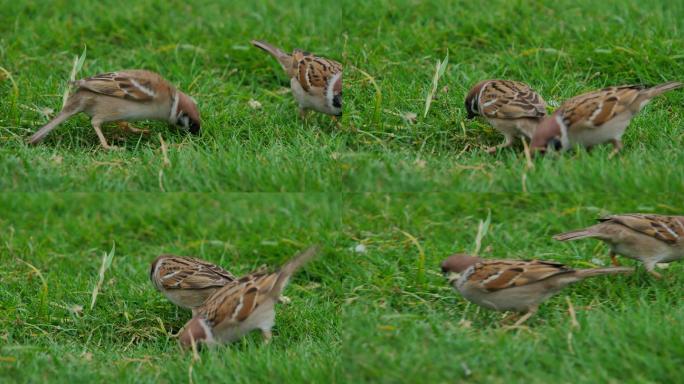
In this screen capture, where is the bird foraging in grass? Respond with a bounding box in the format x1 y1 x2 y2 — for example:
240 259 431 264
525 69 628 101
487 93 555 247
554 214 684 278
150 255 237 316
464 79 547 153
441 253 633 326
179 246 319 349
530 81 683 156
251 40 342 119
28 70 201 150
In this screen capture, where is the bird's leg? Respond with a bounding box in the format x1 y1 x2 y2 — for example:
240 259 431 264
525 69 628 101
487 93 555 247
512 308 536 327
647 268 663 279
117 121 149 134
500 312 520 324
331 115 342 129
608 139 623 159
511 305 539 327
645 260 663 279
92 120 121 150
299 107 310 120
609 251 621 266
261 329 273 344
487 133 514 154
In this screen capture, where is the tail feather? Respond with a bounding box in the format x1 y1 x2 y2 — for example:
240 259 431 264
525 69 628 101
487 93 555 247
553 229 596 241
576 266 634 278
251 40 292 72
27 110 78 144
271 245 320 296
644 81 683 98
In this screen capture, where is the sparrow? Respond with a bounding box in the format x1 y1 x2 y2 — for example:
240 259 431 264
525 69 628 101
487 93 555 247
179 246 319 348
554 214 684 278
530 81 682 155
28 70 201 150
464 79 547 153
441 254 633 326
150 255 237 315
251 40 342 118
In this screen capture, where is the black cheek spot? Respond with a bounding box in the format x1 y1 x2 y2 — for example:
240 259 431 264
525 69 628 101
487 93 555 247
332 94 342 109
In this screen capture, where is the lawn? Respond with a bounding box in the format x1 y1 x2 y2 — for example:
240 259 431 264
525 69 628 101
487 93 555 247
2 0 684 383
3 193 684 383
2 0 683 192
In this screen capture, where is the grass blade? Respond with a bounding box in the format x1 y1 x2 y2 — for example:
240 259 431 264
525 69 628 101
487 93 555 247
62 45 87 108
423 51 449 118
398 229 426 287
473 210 491 255
90 242 115 310
18 259 48 318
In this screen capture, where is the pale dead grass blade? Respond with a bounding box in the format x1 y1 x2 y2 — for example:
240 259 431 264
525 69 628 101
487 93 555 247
90 242 115 310
423 52 448 118
473 210 491 255
63 45 87 108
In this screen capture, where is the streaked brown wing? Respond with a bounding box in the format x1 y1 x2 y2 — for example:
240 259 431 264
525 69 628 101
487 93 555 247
470 260 572 292
293 49 342 92
154 256 236 290
201 272 281 326
601 214 684 244
560 86 642 128
480 80 547 119
75 70 162 101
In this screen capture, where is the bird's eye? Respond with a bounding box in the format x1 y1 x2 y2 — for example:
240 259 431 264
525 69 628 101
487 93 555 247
549 137 563 151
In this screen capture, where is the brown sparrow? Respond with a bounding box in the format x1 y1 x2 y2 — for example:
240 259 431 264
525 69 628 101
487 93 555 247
441 254 633 326
464 79 547 153
554 214 684 278
251 40 342 118
179 246 319 348
530 81 682 155
28 70 201 150
150 255 237 315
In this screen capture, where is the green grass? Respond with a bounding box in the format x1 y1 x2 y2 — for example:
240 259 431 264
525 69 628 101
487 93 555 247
2 0 684 382
3 193 684 383
2 0 684 191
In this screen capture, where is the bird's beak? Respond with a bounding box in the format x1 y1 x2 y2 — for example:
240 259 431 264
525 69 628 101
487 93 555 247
446 271 461 285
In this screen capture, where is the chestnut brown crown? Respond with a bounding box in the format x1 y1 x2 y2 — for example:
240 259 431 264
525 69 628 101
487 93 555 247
440 253 483 274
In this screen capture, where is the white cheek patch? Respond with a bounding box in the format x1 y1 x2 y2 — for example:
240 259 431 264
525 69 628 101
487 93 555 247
326 71 342 110
169 92 179 122
476 81 491 113
556 114 570 149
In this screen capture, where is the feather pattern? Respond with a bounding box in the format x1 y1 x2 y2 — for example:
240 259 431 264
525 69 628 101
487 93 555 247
599 214 684 244
558 85 644 129
464 259 574 292
150 255 236 291
477 80 547 120
531 81 682 153
73 70 172 101
252 40 342 116
194 245 319 330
